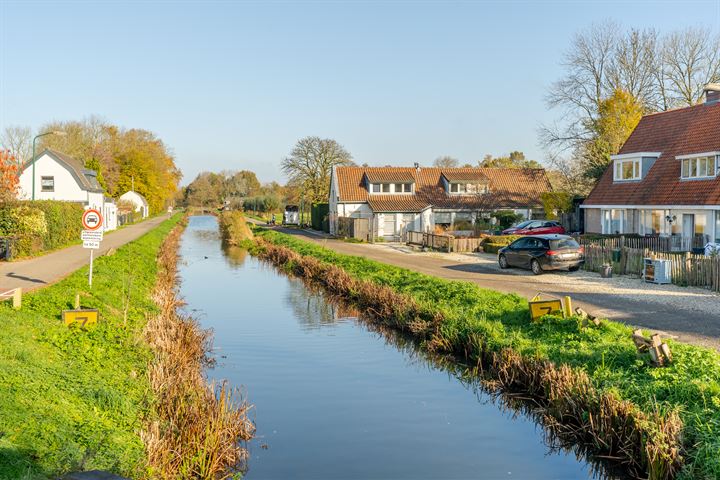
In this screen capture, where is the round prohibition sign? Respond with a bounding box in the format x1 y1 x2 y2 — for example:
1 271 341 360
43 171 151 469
82 209 104 231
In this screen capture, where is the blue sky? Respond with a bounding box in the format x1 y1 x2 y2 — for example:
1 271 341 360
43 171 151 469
1 0 719 185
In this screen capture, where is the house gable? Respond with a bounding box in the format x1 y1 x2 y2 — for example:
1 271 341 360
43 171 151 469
585 101 720 206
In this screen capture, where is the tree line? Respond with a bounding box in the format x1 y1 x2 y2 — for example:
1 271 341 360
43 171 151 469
0 117 181 213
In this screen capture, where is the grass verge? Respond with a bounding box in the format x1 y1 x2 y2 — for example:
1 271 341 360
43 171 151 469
251 228 720 480
0 214 182 479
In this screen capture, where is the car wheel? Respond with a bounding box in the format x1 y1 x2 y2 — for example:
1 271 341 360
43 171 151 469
531 259 543 275
499 254 509 269
569 265 580 272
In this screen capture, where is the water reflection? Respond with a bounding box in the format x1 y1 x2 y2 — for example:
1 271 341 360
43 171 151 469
284 275 627 480
223 245 249 269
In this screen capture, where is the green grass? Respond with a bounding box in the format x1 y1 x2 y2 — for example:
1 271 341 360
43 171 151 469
254 228 720 480
0 213 183 480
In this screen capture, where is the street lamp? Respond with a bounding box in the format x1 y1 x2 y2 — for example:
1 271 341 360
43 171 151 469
31 130 66 200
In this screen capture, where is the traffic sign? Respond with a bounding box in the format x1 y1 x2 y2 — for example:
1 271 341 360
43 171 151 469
81 230 104 242
83 240 100 249
82 209 103 231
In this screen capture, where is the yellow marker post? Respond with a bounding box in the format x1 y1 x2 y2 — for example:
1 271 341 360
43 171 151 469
563 296 573 318
62 309 100 328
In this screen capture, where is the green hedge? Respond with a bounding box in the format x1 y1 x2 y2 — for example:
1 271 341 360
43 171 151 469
482 243 506 254
0 201 84 258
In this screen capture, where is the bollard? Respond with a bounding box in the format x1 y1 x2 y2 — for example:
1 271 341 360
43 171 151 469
563 296 572 318
12 288 21 310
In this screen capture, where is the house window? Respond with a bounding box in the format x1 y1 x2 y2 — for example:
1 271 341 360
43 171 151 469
680 155 717 179
394 183 412 193
371 184 381 193
602 209 625 234
41 176 55 192
371 183 391 193
449 183 486 194
640 210 664 235
715 211 720 243
613 159 641 181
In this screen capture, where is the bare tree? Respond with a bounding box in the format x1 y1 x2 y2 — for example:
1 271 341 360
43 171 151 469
433 156 459 168
659 27 720 107
281 136 354 203
0 125 32 166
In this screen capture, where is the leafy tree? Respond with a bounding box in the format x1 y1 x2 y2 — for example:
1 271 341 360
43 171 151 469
581 88 644 180
281 136 354 203
433 156 459 168
0 150 19 203
479 151 542 169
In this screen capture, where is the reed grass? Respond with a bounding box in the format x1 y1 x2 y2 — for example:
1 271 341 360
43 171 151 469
218 211 253 245
250 229 720 480
142 218 255 479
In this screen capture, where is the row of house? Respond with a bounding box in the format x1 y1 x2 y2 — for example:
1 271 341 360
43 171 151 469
327 84 720 248
16 149 151 231
329 165 551 239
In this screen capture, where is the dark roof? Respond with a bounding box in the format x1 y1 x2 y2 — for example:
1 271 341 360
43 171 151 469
22 149 104 193
335 166 552 211
585 102 720 206
441 170 489 182
363 170 415 183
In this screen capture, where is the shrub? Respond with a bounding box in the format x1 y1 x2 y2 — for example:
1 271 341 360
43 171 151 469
481 243 506 254
0 201 84 258
480 235 519 246
218 211 253 245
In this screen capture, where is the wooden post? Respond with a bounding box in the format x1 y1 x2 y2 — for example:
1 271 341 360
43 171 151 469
12 288 21 310
75 293 81 310
563 296 572 318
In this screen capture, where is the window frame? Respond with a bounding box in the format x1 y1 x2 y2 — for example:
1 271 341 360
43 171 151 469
679 155 718 180
613 158 642 181
40 176 55 192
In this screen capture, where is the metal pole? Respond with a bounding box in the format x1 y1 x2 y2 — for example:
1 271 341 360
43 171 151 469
31 136 38 200
89 249 94 288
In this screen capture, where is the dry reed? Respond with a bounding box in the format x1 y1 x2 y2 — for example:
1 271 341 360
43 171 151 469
142 219 255 479
254 239 683 480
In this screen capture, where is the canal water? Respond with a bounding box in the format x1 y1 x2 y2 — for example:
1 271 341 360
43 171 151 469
178 216 608 479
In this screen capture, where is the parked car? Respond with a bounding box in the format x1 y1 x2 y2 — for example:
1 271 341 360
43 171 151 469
498 234 584 275
502 220 566 235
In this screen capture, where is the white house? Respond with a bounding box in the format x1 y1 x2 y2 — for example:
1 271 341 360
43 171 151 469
329 165 553 240
18 149 117 231
119 190 150 219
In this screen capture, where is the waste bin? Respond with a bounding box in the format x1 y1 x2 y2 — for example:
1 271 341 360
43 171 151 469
600 264 613 278
611 248 622 262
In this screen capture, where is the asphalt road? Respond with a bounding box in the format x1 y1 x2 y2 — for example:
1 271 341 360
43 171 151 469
0 214 172 293
266 225 720 351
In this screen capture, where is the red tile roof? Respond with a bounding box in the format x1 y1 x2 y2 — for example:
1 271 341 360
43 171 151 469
335 166 551 211
585 102 720 206
363 170 415 183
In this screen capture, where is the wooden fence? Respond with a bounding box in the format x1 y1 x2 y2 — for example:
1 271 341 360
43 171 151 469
583 244 720 292
575 234 708 253
406 231 482 253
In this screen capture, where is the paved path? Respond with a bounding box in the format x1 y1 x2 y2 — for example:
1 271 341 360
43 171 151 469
0 214 171 292
260 223 720 351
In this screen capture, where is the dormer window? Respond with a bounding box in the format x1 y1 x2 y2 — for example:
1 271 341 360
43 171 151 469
449 183 488 194
370 183 413 194
611 152 660 182
614 158 641 181
678 152 719 180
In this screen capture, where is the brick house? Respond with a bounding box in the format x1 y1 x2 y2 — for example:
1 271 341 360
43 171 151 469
582 84 720 249
329 165 552 239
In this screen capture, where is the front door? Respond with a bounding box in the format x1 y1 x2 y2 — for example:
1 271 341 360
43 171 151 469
683 214 695 239
383 214 397 240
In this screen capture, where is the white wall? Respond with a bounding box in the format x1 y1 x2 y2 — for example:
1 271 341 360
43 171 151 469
103 202 118 232
18 154 89 203
119 191 150 218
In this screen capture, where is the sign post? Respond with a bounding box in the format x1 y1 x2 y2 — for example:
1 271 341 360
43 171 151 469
81 209 103 287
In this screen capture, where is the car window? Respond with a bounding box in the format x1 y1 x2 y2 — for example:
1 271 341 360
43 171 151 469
529 221 543 228
515 221 532 228
543 222 555 227
549 238 580 250
510 238 530 249
527 238 545 249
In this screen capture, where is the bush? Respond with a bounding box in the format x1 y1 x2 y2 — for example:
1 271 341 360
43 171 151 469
218 211 253 245
243 195 282 213
491 210 524 229
482 243 506 254
480 235 519 246
0 201 84 258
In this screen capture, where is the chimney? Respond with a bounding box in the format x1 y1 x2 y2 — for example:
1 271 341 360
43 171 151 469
705 83 720 104
414 162 420 172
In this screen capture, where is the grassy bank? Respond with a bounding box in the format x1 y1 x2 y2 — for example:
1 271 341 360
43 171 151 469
251 228 720 480
0 214 182 479
218 211 253 245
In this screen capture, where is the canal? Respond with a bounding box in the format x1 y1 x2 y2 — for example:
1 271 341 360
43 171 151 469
178 216 610 479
